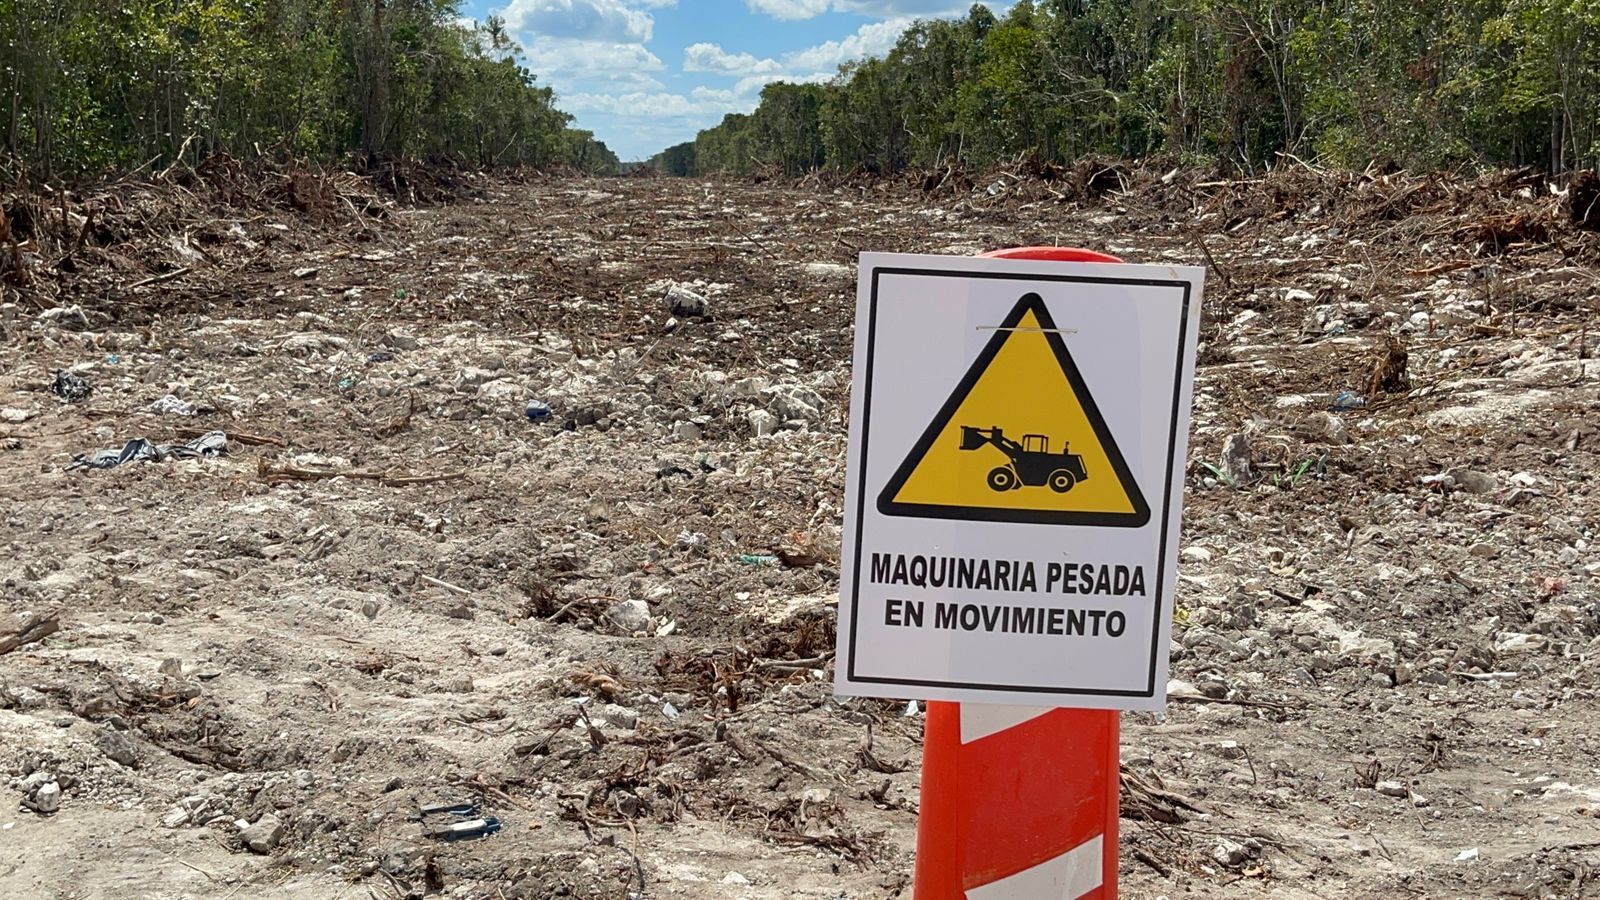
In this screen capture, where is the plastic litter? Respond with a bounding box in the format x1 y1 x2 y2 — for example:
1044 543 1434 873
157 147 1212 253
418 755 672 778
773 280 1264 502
736 554 781 567
525 399 552 422
408 800 481 821
146 394 196 416
411 797 500 841
1331 391 1366 410
51 370 92 402
68 431 228 471
422 817 502 841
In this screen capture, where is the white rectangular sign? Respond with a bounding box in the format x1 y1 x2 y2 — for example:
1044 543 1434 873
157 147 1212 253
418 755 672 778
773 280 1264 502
835 252 1203 710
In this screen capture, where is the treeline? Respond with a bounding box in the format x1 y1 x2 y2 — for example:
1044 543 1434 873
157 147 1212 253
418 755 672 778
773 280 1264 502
1 0 618 182
654 0 1600 177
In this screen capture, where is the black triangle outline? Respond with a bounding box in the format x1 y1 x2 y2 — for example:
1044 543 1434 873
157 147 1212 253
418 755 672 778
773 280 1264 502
875 292 1151 527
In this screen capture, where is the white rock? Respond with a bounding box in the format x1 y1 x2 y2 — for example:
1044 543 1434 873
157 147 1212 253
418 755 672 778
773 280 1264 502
765 384 824 423
747 408 779 437
146 394 195 416
1221 433 1252 484
30 782 61 814
1213 740 1245 760
802 262 851 280
1456 847 1479 862
1296 412 1351 445
1375 780 1408 798
1213 838 1249 866
1494 632 1546 654
241 814 284 854
1338 633 1396 662
1166 679 1203 699
672 420 703 441
279 332 350 356
597 703 638 729
729 376 769 398
1180 546 1214 563
455 368 498 392
607 599 652 634
800 787 832 804
1446 468 1497 494
721 872 750 885
666 284 709 317
476 379 522 404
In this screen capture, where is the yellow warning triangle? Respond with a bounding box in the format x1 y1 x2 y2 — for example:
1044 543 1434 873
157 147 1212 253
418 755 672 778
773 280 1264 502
877 292 1150 527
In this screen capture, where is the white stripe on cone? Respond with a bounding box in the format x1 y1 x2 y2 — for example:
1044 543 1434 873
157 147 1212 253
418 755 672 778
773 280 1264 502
965 834 1104 900
958 704 1053 743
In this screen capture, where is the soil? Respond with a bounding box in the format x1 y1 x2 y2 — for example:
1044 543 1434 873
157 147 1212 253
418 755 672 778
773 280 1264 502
2 168 1599 900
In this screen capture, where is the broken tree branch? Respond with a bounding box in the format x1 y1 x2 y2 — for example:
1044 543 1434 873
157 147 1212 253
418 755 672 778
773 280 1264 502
1 611 61 655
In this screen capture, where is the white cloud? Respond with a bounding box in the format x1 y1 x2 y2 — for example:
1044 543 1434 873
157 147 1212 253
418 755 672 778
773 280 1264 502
732 71 832 96
684 18 909 90
526 36 663 77
785 17 912 70
744 0 830 19
744 0 971 19
499 0 655 43
564 89 763 118
683 42 785 76
690 86 740 104
493 0 1004 158
834 0 972 15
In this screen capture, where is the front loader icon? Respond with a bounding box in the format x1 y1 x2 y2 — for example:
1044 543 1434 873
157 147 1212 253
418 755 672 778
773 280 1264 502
959 426 1088 493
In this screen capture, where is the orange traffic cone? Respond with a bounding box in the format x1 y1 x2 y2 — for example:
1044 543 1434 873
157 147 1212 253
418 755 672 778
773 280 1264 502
914 246 1124 900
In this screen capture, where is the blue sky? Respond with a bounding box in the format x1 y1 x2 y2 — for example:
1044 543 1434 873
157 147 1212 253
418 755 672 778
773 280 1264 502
458 0 1007 160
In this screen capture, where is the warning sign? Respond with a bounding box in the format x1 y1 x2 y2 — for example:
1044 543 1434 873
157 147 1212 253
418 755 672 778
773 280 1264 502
877 292 1150 527
835 252 1204 710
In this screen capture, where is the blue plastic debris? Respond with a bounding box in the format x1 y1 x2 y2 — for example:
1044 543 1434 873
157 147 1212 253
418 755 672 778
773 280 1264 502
525 399 552 422
1331 391 1366 411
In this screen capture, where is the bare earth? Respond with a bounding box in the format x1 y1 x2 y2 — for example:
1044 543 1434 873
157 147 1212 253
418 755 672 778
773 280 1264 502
2 171 1599 899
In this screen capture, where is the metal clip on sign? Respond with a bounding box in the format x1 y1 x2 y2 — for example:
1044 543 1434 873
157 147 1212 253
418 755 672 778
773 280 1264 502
913 246 1123 900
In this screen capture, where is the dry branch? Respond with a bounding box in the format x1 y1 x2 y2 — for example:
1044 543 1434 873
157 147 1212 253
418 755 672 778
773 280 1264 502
256 457 466 487
0 611 61 655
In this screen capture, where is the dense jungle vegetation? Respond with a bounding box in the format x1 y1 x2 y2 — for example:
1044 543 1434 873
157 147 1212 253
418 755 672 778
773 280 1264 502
1 0 618 181
654 0 1600 177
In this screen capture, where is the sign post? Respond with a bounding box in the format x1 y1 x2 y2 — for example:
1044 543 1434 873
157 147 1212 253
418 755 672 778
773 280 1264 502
835 248 1204 898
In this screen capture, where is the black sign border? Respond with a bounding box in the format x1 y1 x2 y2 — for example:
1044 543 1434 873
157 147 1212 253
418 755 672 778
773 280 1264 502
847 264 1193 699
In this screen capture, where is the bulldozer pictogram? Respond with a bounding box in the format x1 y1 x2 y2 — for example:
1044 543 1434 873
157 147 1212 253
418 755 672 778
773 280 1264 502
959 426 1088 493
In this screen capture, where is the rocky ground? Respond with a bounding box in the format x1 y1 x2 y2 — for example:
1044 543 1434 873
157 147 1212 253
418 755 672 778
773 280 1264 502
2 168 1599 899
